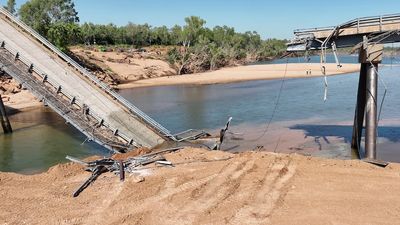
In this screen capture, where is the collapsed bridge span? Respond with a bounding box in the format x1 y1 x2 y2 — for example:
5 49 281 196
0 7 176 152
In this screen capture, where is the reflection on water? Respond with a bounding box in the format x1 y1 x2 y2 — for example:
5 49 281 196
0 108 107 174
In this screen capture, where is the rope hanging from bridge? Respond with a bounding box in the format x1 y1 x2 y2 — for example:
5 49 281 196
318 26 344 102
229 57 290 149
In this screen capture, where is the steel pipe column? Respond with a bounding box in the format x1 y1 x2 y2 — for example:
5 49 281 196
352 43 383 160
365 63 378 159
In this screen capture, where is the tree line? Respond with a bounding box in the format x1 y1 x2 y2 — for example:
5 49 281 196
5 0 288 74
79 17 287 74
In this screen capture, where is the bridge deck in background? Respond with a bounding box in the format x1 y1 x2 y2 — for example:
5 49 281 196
0 8 174 152
288 13 400 51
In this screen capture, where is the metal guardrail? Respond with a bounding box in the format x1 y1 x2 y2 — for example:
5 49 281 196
0 38 139 149
294 13 400 35
0 7 176 141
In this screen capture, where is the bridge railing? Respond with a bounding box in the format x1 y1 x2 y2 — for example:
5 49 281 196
0 38 140 149
0 7 175 141
294 13 400 35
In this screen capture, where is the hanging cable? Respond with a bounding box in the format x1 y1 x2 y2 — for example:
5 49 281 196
241 57 289 144
369 62 388 124
321 65 328 101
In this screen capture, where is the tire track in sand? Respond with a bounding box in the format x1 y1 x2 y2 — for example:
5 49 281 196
229 157 296 225
190 155 279 224
84 181 125 225
173 159 256 224
107 158 241 224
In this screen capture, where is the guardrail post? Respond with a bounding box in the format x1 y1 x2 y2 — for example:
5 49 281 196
28 64 33 73
97 119 104 128
70 96 75 105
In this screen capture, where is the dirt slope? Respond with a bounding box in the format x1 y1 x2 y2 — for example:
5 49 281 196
1 148 400 225
70 46 175 84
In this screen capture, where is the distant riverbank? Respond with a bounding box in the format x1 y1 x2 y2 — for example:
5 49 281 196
2 63 360 111
118 63 360 89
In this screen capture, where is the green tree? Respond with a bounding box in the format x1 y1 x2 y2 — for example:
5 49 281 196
151 26 171 45
5 0 16 15
19 0 79 37
170 25 183 45
80 22 97 45
47 22 81 51
212 26 235 46
182 16 206 47
123 23 152 47
257 39 287 60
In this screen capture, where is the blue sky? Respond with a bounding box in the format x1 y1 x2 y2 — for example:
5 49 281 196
7 0 400 39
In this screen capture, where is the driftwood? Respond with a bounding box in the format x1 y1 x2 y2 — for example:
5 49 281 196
67 147 181 197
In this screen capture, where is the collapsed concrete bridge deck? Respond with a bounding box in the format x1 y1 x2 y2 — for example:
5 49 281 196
0 7 176 152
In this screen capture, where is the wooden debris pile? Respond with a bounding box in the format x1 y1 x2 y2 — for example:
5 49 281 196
67 147 182 197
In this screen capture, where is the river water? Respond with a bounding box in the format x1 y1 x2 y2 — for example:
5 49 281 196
2 55 400 173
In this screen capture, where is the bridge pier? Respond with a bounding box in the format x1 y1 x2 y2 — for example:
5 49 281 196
0 94 12 134
365 63 378 159
351 43 382 159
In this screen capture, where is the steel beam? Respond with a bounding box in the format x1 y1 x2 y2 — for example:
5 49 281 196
351 63 367 157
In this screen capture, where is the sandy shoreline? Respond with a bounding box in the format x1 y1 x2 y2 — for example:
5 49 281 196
118 63 360 89
0 148 399 224
1 90 43 113
2 63 359 111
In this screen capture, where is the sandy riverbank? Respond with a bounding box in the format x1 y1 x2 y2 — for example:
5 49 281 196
1 63 359 111
118 63 360 89
1 90 42 112
0 147 399 225
70 47 361 90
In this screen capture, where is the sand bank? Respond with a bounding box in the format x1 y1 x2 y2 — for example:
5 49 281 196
1 90 42 112
118 63 360 89
1 63 359 111
1 148 399 225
